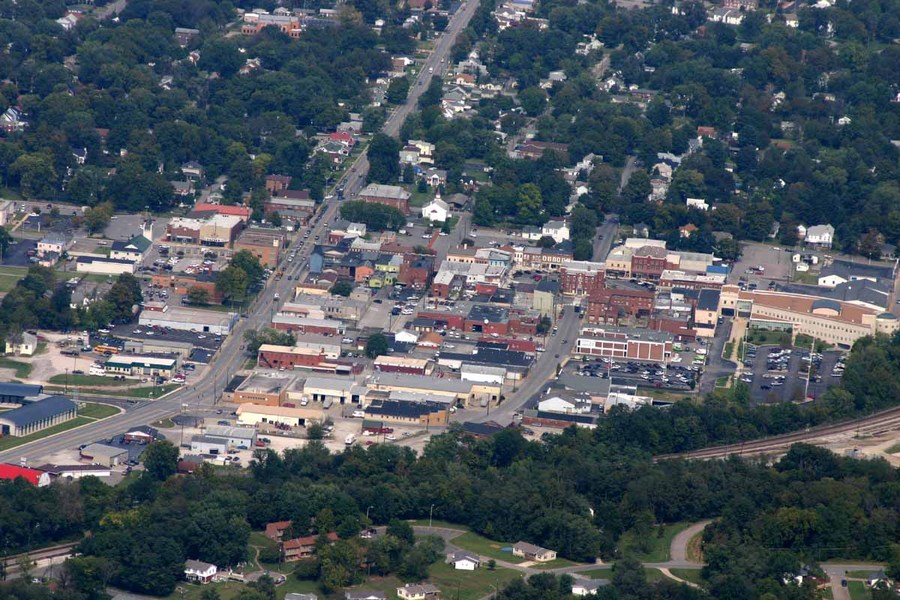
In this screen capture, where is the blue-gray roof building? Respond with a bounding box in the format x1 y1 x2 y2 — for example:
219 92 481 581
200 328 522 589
0 383 43 404
0 396 77 437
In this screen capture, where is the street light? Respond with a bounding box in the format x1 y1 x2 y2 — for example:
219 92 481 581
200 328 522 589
429 503 435 528
366 505 374 521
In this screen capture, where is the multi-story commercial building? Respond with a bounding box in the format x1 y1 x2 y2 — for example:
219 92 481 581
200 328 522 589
575 326 673 362
586 287 655 323
233 228 286 268
560 261 606 296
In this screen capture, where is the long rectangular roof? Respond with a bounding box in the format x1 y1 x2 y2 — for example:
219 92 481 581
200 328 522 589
0 396 76 427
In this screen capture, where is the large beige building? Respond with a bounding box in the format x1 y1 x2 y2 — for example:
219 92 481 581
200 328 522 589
720 285 900 348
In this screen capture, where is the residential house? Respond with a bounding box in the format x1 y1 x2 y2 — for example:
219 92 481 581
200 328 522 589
572 579 609 596
266 174 292 195
110 233 152 263
181 161 204 180
686 198 709 211
283 532 339 561
0 107 27 133
345 593 386 600
5 331 37 357
447 551 481 570
512 541 557 562
174 27 200 46
804 224 835 248
184 560 218 584
396 583 441 600
38 235 68 258
285 595 318 600
541 220 569 243
265 520 293 542
421 195 450 223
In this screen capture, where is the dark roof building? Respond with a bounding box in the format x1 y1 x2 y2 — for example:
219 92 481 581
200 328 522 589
0 396 77 437
697 288 721 311
0 383 43 403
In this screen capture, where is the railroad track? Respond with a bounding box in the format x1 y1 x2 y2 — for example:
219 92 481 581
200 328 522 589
657 405 900 461
2 542 79 577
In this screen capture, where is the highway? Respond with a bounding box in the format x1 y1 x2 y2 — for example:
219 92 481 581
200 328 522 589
0 1 480 466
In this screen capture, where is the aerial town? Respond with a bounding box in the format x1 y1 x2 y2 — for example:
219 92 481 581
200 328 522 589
0 0 899 597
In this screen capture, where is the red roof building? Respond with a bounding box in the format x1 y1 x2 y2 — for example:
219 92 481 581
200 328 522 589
0 464 51 487
190 203 252 223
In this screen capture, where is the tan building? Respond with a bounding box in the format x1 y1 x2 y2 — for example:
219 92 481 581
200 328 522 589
720 285 900 348
693 289 720 338
232 373 294 406
233 228 286 268
235 403 323 427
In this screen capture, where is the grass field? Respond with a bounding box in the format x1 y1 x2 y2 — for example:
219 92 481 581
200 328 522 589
885 443 900 454
151 417 175 428
427 561 521 600
617 522 692 563
848 581 870 600
582 567 666 583
670 568 704 586
49 374 131 387
47 383 181 399
451 531 525 564
78 402 120 419
0 357 32 378
0 417 92 451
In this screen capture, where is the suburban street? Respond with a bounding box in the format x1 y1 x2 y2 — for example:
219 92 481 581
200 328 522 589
0 0 480 465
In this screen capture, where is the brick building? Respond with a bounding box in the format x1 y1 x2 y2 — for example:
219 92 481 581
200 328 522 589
560 261 607 296
257 344 331 370
630 246 670 280
151 272 223 303
358 184 412 214
586 287 655 323
575 326 673 362
233 228 286 268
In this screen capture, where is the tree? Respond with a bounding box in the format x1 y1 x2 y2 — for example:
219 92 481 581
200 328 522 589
186 286 211 305
0 227 11 261
83 202 114 235
62 556 113 600
216 266 249 302
367 134 401 184
331 281 353 297
142 441 179 481
339 201 406 231
366 332 388 358
387 76 411 105
231 250 264 284
244 328 295 354
516 184 543 225
519 87 548 117
537 235 556 248
105 274 142 322
307 423 325 440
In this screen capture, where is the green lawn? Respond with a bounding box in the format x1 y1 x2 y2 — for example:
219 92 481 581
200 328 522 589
582 567 665 583
46 383 181 399
407 519 468 530
409 188 434 208
618 522 693 563
78 402 120 419
745 329 792 346
152 417 175 428
722 341 735 360
669 568 704 586
0 272 23 292
48 374 131 387
885 443 900 454
715 376 730 388
0 357 33 378
451 531 525 564
0 417 92 451
848 581 870 600
427 561 521 600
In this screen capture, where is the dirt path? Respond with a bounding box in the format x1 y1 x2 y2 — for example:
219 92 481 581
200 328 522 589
669 520 711 565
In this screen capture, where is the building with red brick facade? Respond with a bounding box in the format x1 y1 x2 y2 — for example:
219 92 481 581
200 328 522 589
575 326 673 362
257 344 332 370
631 246 670 280
560 261 607 296
586 287 655 323
358 184 411 214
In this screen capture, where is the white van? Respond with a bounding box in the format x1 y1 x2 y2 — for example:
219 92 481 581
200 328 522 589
89 365 106 376
345 434 357 446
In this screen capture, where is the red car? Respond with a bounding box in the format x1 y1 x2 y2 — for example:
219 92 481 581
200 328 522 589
532 274 542 281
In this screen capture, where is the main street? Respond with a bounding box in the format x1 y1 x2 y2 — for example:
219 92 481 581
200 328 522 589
0 1 480 465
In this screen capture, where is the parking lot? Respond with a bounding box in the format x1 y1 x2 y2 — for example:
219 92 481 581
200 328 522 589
738 344 846 404
728 243 794 286
568 357 699 393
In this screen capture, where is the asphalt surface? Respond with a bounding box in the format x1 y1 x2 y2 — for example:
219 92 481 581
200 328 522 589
592 215 619 263
697 321 733 396
0 0 480 466
467 308 582 425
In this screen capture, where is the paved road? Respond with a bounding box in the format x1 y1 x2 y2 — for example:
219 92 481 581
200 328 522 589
467 308 582 425
334 0 481 201
592 215 618 262
669 520 710 564
698 321 734 396
618 156 638 193
0 0 481 466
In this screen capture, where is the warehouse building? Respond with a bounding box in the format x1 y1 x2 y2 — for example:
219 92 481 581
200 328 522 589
79 443 129 467
190 435 228 455
373 355 433 375
257 344 333 370
235 403 323 427
365 372 501 408
76 256 136 275
203 425 257 448
139 306 238 336
104 354 179 377
0 383 43 404
0 396 77 437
